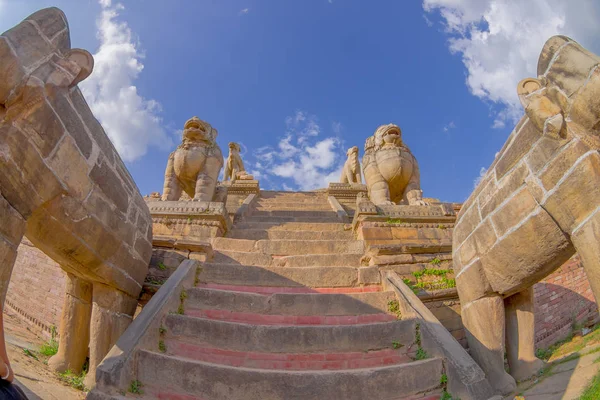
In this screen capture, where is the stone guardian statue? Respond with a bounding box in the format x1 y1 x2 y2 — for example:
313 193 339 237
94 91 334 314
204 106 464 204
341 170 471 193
224 142 253 182
162 117 224 202
340 146 362 184
362 124 427 206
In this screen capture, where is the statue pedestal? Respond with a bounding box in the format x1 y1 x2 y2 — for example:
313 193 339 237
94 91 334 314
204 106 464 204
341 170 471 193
222 179 260 196
145 200 231 244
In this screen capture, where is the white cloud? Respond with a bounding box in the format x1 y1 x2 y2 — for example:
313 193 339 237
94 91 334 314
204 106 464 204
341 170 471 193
80 1 172 162
239 8 250 15
473 166 487 188
423 0 600 128
443 121 456 132
252 111 344 190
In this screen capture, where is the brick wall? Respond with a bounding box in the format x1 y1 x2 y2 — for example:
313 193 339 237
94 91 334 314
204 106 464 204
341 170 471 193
534 255 599 349
5 237 66 339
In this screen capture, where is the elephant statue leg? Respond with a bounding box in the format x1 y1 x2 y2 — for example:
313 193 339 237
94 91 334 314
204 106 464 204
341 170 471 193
571 210 600 311
162 153 182 201
49 273 92 373
85 283 137 389
505 287 544 381
194 155 222 202
462 295 517 395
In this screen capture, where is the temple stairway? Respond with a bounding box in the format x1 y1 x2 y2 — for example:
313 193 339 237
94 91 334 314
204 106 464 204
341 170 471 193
132 191 446 400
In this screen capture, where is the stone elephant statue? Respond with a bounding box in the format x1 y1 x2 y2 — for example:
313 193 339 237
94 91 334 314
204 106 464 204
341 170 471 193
453 35 600 395
0 8 152 387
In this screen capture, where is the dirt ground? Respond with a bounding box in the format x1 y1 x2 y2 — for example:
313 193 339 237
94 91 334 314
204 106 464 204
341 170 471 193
3 308 86 400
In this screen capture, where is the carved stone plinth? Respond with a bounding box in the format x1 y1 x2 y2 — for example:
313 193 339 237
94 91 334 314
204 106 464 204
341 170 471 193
222 179 260 196
146 200 231 241
327 182 368 200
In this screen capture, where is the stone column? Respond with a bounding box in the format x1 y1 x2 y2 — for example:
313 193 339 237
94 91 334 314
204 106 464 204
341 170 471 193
0 195 26 308
85 283 137 389
48 273 92 374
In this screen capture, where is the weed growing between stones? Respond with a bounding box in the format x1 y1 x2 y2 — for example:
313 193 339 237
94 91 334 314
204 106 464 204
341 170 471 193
22 348 38 360
157 262 167 271
429 257 441 265
386 218 403 224
178 289 188 314
158 340 166 353
39 325 59 356
387 299 402 319
392 341 404 349
413 323 429 361
194 267 202 286
58 370 87 391
129 380 143 394
411 269 456 291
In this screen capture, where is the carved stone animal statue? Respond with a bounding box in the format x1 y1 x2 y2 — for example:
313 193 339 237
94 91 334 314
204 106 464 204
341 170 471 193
162 117 224 201
340 146 362 184
453 35 600 396
224 142 252 182
0 8 153 387
362 124 427 206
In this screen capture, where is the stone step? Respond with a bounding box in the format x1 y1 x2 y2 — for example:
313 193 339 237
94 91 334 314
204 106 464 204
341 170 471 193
242 215 341 223
250 210 338 218
164 341 412 370
198 263 361 287
185 287 395 316
195 283 384 295
136 350 443 400
233 221 348 231
212 238 364 255
211 250 362 267
226 229 353 240
164 314 415 353
254 205 334 212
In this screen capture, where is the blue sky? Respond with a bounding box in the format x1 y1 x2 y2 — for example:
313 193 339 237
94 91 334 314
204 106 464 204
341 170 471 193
2 0 600 202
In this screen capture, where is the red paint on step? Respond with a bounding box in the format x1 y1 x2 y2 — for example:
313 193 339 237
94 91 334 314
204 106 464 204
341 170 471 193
196 283 382 294
166 340 412 370
185 308 397 325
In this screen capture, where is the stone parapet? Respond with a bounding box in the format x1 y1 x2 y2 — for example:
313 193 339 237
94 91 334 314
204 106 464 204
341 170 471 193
327 182 368 200
222 179 260 196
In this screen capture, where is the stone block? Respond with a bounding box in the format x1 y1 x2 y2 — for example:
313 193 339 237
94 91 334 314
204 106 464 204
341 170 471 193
457 219 497 266
3 20 54 69
570 67 600 134
537 36 570 75
53 92 93 159
452 203 481 246
480 161 529 218
358 267 380 285
545 41 600 97
46 136 92 201
494 121 541 180
455 260 494 304
525 136 564 174
543 152 600 233
481 208 573 295
0 37 25 103
539 139 590 191
89 157 130 215
490 187 538 237
0 195 25 247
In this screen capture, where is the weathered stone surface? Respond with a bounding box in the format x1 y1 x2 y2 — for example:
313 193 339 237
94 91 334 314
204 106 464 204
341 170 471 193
457 219 496 267
223 142 253 182
0 8 152 388
542 152 600 233
490 187 538 237
454 36 600 390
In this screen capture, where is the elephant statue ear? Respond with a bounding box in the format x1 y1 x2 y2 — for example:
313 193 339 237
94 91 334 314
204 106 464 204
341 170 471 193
66 49 94 87
517 78 543 109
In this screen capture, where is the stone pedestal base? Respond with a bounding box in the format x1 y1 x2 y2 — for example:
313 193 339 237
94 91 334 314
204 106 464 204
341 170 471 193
146 200 231 241
222 179 260 196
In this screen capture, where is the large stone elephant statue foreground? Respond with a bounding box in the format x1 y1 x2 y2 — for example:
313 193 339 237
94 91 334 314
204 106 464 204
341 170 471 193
454 35 600 395
0 8 152 387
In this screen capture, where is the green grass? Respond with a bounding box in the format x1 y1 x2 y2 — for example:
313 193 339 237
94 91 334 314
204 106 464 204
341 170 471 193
58 370 86 391
429 257 441 265
159 340 166 353
157 262 167 271
580 373 600 400
392 341 403 349
410 268 456 291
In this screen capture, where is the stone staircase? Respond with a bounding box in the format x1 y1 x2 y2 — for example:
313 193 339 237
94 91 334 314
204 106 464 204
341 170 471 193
108 192 449 399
